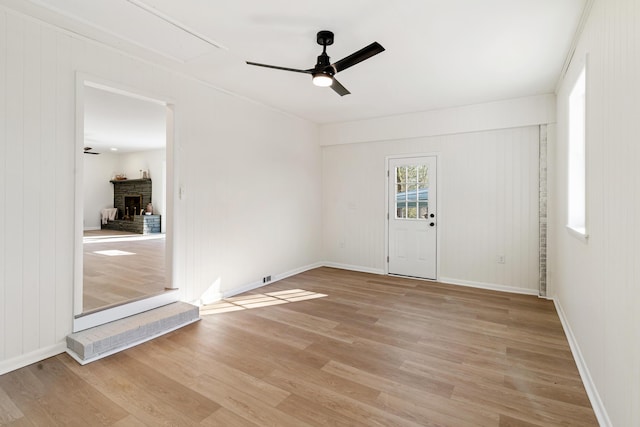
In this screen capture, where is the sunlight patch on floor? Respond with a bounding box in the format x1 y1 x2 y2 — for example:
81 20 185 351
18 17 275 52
92 250 136 256
200 289 327 316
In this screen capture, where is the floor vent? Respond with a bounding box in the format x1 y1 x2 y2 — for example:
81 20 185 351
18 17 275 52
66 302 200 364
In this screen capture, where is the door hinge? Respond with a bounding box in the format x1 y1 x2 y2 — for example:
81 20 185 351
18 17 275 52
387 256 389 263
387 170 389 177
387 213 389 220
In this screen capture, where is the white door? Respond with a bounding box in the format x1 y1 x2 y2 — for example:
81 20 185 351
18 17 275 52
388 156 437 279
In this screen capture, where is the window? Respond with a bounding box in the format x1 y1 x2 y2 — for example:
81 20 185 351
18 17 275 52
567 66 587 238
395 164 429 219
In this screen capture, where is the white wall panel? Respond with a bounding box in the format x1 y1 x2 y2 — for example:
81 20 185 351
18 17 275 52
0 8 6 361
550 0 640 425
4 13 25 359
0 7 322 373
22 18 42 355
322 126 540 293
37 24 59 350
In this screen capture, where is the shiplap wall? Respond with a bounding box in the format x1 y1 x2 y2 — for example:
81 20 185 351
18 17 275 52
551 0 640 425
0 8 322 372
322 126 540 293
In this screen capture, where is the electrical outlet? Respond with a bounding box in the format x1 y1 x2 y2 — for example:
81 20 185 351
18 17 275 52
262 275 272 283
497 255 505 264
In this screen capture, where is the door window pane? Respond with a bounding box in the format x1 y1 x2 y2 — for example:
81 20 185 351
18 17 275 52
395 164 429 220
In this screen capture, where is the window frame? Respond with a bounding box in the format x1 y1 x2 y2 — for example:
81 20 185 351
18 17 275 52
566 60 588 242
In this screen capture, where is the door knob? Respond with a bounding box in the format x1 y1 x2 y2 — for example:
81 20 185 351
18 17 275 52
429 222 435 227
430 213 435 218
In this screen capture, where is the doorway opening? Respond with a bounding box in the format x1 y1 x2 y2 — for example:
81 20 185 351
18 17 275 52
73 78 176 332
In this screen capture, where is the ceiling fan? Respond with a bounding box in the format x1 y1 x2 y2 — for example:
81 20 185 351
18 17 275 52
83 146 100 155
246 30 385 96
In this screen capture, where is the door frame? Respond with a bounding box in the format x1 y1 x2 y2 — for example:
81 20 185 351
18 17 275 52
385 153 441 280
73 73 178 332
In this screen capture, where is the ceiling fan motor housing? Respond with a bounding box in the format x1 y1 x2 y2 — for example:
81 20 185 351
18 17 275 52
316 30 334 46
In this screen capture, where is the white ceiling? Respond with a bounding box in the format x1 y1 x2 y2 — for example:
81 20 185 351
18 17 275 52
17 0 586 134
83 85 167 153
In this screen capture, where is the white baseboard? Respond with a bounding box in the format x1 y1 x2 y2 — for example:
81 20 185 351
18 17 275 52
322 262 385 276
221 262 325 299
0 342 67 375
438 276 539 296
553 298 611 427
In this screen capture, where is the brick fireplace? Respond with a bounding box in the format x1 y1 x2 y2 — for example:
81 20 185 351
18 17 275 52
101 178 161 234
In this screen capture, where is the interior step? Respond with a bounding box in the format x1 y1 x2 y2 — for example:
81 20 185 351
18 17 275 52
66 302 200 364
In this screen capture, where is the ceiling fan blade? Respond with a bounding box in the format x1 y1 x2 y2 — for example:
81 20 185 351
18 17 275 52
84 151 100 155
330 78 350 96
332 42 385 73
246 61 313 74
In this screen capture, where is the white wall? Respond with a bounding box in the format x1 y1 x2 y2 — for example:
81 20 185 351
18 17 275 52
83 152 118 230
322 126 541 293
550 0 640 425
0 7 321 374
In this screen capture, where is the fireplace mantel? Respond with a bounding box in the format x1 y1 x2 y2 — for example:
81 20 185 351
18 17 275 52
109 178 152 184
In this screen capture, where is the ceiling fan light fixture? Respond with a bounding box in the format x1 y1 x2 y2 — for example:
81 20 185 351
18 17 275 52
312 73 333 87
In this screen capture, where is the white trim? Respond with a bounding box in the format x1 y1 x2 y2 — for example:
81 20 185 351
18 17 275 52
555 0 595 90
73 289 180 332
66 318 200 365
438 276 539 296
566 225 589 243
125 0 227 51
0 342 67 376
220 262 325 299
553 298 612 427
323 262 385 276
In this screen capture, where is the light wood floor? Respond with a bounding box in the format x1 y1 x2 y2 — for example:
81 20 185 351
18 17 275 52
83 230 167 312
0 267 598 426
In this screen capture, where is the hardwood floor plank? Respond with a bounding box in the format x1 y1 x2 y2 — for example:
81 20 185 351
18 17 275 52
199 407 261 427
127 340 291 408
190 373 313 427
376 391 498 427
0 385 25 424
103 353 220 422
264 368 422 427
498 413 547 427
276 394 372 427
452 380 598 425
323 360 498 427
0 267 597 426
59 354 214 426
